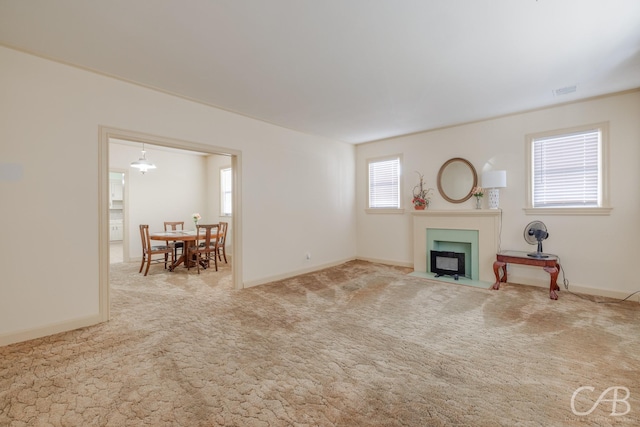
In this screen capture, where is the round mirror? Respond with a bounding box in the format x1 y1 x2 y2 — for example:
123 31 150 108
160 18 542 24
437 158 478 203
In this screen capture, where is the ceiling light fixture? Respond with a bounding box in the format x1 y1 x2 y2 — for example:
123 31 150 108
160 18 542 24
130 143 156 174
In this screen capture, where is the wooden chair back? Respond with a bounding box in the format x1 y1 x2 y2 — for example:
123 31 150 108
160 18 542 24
216 221 229 263
164 221 184 231
139 224 152 253
195 224 219 250
189 224 220 273
138 224 174 276
217 222 228 245
163 221 185 257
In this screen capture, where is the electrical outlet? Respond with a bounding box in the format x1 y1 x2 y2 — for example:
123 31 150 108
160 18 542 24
306 253 311 260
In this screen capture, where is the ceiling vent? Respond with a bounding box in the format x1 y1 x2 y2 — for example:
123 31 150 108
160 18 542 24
552 85 577 97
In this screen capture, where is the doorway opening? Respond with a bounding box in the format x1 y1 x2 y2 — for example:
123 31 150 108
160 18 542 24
99 126 242 322
108 170 125 264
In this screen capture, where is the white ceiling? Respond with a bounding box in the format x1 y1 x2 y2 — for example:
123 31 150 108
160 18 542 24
1 0 639 144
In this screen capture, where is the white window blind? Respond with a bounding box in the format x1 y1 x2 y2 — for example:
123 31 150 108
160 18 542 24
220 167 232 216
368 157 400 208
532 129 600 208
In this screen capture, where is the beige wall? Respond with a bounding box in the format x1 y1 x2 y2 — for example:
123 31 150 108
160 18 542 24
356 90 640 298
0 47 356 345
2 42 636 346
109 142 210 261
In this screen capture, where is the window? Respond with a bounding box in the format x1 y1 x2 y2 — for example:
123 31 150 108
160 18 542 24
368 155 402 210
220 167 232 216
526 123 609 214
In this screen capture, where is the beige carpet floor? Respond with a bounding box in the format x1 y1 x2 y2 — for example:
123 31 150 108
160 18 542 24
1 260 639 426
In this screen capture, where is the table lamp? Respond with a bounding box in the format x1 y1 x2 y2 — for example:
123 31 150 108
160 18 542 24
482 170 507 209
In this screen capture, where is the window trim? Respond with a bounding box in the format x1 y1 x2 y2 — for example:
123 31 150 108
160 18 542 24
524 122 611 216
220 166 232 217
365 154 405 214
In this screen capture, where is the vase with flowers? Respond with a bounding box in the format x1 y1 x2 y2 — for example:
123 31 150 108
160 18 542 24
412 172 434 210
472 187 484 209
192 212 201 229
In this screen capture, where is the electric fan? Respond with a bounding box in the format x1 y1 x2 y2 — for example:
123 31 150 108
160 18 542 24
524 221 549 258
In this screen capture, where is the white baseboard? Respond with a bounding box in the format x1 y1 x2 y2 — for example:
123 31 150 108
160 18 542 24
243 257 357 288
359 259 636 300
0 314 103 347
244 257 417 288
504 275 638 301
355 256 413 268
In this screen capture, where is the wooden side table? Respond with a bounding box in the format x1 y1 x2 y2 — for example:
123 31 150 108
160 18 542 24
492 251 561 300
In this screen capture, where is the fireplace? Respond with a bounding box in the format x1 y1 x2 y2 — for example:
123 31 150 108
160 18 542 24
431 250 465 278
411 210 501 284
428 229 477 279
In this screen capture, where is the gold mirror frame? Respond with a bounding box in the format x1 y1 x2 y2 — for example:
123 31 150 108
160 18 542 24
437 157 478 203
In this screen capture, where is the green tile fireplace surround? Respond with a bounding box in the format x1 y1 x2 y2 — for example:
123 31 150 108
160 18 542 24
411 209 501 287
427 228 479 280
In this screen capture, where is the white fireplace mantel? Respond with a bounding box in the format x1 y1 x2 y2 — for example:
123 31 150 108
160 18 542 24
412 209 501 283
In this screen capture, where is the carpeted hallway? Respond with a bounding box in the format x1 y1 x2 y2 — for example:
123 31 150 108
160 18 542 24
1 260 639 426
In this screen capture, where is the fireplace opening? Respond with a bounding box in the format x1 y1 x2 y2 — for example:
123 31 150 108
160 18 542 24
430 250 466 280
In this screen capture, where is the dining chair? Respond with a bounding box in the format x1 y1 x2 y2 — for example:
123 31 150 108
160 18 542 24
139 224 174 276
187 224 219 274
216 221 229 263
164 221 185 260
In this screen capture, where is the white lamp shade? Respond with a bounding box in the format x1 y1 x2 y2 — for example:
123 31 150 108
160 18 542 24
130 144 156 174
130 158 156 171
482 170 507 188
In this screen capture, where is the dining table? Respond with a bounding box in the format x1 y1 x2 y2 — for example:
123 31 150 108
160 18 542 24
149 230 201 271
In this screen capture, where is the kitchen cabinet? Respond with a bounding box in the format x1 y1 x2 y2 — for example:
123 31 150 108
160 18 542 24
110 221 123 241
109 178 123 207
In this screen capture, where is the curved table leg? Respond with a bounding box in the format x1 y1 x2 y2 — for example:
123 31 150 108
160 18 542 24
544 265 560 300
492 261 507 290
